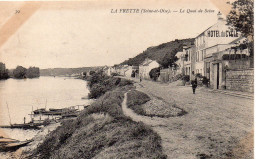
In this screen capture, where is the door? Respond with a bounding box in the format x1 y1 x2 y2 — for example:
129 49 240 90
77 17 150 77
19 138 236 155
216 63 219 89
213 63 220 90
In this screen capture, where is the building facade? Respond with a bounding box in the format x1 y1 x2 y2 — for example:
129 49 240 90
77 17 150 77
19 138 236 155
194 12 250 90
139 58 160 80
183 45 196 77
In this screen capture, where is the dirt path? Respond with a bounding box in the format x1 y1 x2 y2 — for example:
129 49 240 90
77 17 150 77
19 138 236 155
121 77 253 159
122 92 198 159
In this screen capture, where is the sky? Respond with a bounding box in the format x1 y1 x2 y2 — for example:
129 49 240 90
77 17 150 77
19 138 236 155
0 0 232 69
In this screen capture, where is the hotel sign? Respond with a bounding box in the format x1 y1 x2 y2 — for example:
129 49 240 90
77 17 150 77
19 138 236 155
206 30 239 37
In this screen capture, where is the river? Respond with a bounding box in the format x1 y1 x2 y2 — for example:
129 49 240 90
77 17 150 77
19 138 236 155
0 76 91 141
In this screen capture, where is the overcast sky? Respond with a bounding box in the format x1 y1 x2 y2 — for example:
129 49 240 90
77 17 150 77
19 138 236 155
0 0 231 69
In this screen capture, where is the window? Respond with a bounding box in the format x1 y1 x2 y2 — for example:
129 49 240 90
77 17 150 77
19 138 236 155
201 50 204 61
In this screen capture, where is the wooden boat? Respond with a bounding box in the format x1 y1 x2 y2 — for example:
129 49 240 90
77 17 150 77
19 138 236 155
33 108 47 114
42 111 63 116
0 137 19 144
61 111 80 118
42 108 78 116
49 108 63 112
0 123 41 130
0 139 32 152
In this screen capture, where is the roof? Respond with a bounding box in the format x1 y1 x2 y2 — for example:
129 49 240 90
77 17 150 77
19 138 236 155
143 61 153 66
229 37 245 44
140 58 158 66
195 18 227 39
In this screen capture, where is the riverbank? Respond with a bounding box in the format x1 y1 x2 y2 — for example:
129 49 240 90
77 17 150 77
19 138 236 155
0 122 60 159
22 72 166 158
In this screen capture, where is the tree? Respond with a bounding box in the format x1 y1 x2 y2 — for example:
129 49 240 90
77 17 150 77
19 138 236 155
13 66 27 79
149 67 160 81
89 71 96 76
158 49 179 68
27 67 40 78
0 62 9 79
226 0 254 56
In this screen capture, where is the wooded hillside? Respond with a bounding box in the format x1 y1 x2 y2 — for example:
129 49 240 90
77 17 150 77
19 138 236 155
120 38 194 66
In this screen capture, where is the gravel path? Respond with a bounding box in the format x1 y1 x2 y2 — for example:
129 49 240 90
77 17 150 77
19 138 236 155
121 77 253 159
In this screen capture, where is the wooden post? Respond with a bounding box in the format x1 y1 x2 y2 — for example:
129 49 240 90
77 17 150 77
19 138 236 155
6 102 12 125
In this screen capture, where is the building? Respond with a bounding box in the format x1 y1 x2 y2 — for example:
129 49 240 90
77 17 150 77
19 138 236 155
183 45 196 77
195 12 240 75
194 12 251 90
139 58 160 80
103 66 116 76
175 51 186 75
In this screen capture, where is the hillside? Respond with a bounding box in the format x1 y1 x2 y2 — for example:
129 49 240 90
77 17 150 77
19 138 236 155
40 67 103 76
120 38 194 66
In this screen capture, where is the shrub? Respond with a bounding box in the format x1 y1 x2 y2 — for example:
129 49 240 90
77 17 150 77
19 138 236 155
222 54 248 60
89 71 96 75
32 82 166 159
202 76 209 86
131 70 136 77
88 73 133 99
127 90 151 116
172 74 183 81
111 72 119 76
118 79 133 87
182 75 190 82
149 67 160 81
195 73 203 78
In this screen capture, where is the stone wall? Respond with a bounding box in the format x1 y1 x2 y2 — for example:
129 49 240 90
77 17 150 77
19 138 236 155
226 69 254 92
159 68 173 83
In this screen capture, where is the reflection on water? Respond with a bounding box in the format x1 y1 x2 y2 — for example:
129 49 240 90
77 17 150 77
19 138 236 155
0 76 90 140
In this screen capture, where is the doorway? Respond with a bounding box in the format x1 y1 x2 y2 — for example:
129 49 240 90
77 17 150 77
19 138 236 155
213 63 220 90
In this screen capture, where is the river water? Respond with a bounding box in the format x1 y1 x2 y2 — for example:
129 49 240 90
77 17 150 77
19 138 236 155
0 76 91 141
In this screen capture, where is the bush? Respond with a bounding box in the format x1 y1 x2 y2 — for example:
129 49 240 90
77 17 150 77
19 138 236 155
149 67 160 81
222 54 249 60
202 76 209 86
89 71 96 75
88 72 133 99
127 90 151 116
111 72 119 76
172 74 183 81
182 75 190 82
131 70 136 77
32 87 166 159
195 73 203 78
118 79 133 87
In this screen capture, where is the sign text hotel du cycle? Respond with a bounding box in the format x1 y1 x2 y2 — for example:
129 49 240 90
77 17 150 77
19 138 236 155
110 8 215 14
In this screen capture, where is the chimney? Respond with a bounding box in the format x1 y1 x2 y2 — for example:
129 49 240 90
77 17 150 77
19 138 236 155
217 11 224 21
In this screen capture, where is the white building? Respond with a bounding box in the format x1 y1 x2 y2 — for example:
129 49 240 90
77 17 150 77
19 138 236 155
194 12 250 89
139 58 160 80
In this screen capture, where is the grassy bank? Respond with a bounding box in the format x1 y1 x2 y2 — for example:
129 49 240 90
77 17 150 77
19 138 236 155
31 73 166 159
127 90 187 118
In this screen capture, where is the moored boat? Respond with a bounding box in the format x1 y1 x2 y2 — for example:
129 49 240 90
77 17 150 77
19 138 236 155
0 123 41 130
33 108 47 114
0 139 32 152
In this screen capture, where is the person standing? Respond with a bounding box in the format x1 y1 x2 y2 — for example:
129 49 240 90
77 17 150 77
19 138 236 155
191 71 197 94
